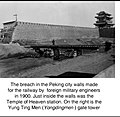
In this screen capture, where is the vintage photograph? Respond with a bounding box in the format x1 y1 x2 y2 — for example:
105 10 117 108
0 1 115 78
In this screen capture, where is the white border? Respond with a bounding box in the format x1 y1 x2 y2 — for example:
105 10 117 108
0 1 119 116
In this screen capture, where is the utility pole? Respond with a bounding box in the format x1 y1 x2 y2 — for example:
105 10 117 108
13 14 17 21
13 14 18 27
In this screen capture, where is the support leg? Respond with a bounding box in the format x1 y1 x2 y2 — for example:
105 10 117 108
53 48 60 60
76 49 82 56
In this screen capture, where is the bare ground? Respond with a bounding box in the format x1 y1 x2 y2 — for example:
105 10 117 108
0 51 114 78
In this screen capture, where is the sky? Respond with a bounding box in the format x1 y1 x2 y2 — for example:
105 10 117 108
0 1 115 28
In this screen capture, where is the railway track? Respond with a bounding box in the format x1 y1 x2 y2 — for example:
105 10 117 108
25 44 105 49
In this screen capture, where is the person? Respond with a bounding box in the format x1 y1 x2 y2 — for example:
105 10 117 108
52 39 55 45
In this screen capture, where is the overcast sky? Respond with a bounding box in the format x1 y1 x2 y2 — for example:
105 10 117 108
0 1 115 28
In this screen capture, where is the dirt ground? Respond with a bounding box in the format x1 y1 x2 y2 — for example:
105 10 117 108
0 51 115 78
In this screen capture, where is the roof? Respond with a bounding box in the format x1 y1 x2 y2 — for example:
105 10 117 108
96 11 111 16
95 16 113 19
3 21 16 25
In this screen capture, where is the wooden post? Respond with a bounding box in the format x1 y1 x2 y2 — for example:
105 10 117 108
76 49 82 56
53 48 60 60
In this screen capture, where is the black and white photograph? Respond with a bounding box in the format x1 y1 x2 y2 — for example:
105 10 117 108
0 1 115 78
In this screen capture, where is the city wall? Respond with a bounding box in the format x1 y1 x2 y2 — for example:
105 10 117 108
12 21 99 44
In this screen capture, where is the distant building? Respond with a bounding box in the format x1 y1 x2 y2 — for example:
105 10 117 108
0 21 17 43
94 11 115 38
94 11 114 28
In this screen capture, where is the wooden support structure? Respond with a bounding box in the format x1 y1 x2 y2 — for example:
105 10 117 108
33 47 44 56
76 49 83 56
53 48 60 60
25 44 105 59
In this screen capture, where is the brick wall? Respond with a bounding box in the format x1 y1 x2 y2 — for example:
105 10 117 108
12 21 99 44
99 28 115 38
